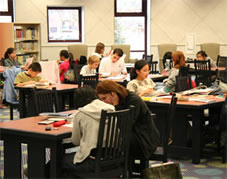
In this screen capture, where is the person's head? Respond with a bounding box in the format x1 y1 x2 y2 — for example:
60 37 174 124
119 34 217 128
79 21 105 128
88 55 100 69
60 50 69 61
110 48 124 63
4 48 16 60
27 62 42 77
96 80 128 106
196 50 207 61
130 60 149 80
74 87 98 109
172 51 186 69
95 42 105 55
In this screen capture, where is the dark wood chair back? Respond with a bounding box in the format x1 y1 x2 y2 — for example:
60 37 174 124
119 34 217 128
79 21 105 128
32 87 60 116
194 59 212 86
175 75 192 92
217 55 227 67
142 54 158 74
79 74 99 88
72 64 84 84
93 107 133 177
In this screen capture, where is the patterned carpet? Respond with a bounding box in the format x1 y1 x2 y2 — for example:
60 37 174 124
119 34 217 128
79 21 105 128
0 107 226 178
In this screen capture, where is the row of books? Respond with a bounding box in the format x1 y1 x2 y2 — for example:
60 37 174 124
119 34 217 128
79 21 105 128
15 42 38 53
18 54 37 65
15 27 37 39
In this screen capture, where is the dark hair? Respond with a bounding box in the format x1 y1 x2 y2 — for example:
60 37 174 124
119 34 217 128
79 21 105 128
130 60 149 80
197 50 207 58
95 42 105 54
96 80 129 102
4 47 15 59
73 87 98 109
172 51 186 69
68 52 74 69
28 62 42 72
113 48 123 57
60 50 69 59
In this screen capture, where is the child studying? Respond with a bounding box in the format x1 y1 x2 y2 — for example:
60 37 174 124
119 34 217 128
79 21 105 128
127 60 156 96
14 62 45 87
80 55 100 75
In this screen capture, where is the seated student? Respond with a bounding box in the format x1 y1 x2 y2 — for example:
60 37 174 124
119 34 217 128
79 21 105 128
14 62 44 87
80 55 100 75
61 87 115 178
92 42 105 58
96 80 160 172
163 51 186 92
99 48 127 76
58 50 74 83
127 60 156 96
196 50 217 67
4 47 26 70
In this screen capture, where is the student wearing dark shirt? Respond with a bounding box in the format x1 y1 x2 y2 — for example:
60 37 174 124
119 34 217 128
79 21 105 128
96 80 160 160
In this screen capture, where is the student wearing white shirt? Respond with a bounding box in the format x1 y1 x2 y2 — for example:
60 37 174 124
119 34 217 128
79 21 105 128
99 48 127 76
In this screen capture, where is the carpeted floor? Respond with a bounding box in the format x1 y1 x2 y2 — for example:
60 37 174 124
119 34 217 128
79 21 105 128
0 107 226 179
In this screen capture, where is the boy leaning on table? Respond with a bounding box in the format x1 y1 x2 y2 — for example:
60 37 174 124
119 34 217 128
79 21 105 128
14 62 46 87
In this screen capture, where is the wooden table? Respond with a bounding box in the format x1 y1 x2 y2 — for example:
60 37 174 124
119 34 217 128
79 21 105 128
0 116 72 178
145 95 225 164
17 83 78 118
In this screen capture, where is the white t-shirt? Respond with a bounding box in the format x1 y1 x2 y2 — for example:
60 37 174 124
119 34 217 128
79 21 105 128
99 56 127 76
80 65 96 75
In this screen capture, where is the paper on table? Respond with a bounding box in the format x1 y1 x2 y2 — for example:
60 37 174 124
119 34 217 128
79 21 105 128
63 123 73 128
106 75 125 80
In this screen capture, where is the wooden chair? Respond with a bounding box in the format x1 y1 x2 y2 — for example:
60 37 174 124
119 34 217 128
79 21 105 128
72 64 84 84
130 94 177 177
79 74 99 89
217 55 227 67
194 59 213 87
66 107 133 178
142 54 158 74
32 87 60 116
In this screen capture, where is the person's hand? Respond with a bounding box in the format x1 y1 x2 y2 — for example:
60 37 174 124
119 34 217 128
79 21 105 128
21 65 27 70
39 79 48 83
26 81 36 85
57 60 60 64
123 72 127 76
140 88 153 96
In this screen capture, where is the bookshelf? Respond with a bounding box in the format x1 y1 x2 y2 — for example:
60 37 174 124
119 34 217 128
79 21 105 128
14 23 41 64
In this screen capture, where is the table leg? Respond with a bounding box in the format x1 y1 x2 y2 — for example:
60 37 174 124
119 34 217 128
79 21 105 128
27 142 45 178
192 109 203 164
19 90 25 118
4 137 21 178
50 140 63 178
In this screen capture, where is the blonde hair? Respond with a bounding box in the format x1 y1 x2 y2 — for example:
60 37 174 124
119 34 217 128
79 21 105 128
88 55 100 64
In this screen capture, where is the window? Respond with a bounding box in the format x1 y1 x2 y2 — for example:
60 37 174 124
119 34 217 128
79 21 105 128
115 0 147 59
0 0 14 22
47 7 82 43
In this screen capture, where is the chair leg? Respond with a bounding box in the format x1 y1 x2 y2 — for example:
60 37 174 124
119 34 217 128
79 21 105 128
10 104 14 120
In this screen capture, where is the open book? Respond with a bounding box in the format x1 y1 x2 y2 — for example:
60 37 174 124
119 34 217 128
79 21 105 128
180 85 219 95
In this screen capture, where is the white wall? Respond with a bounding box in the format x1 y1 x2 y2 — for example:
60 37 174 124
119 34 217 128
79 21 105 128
15 0 227 61
15 0 114 60
150 0 227 60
